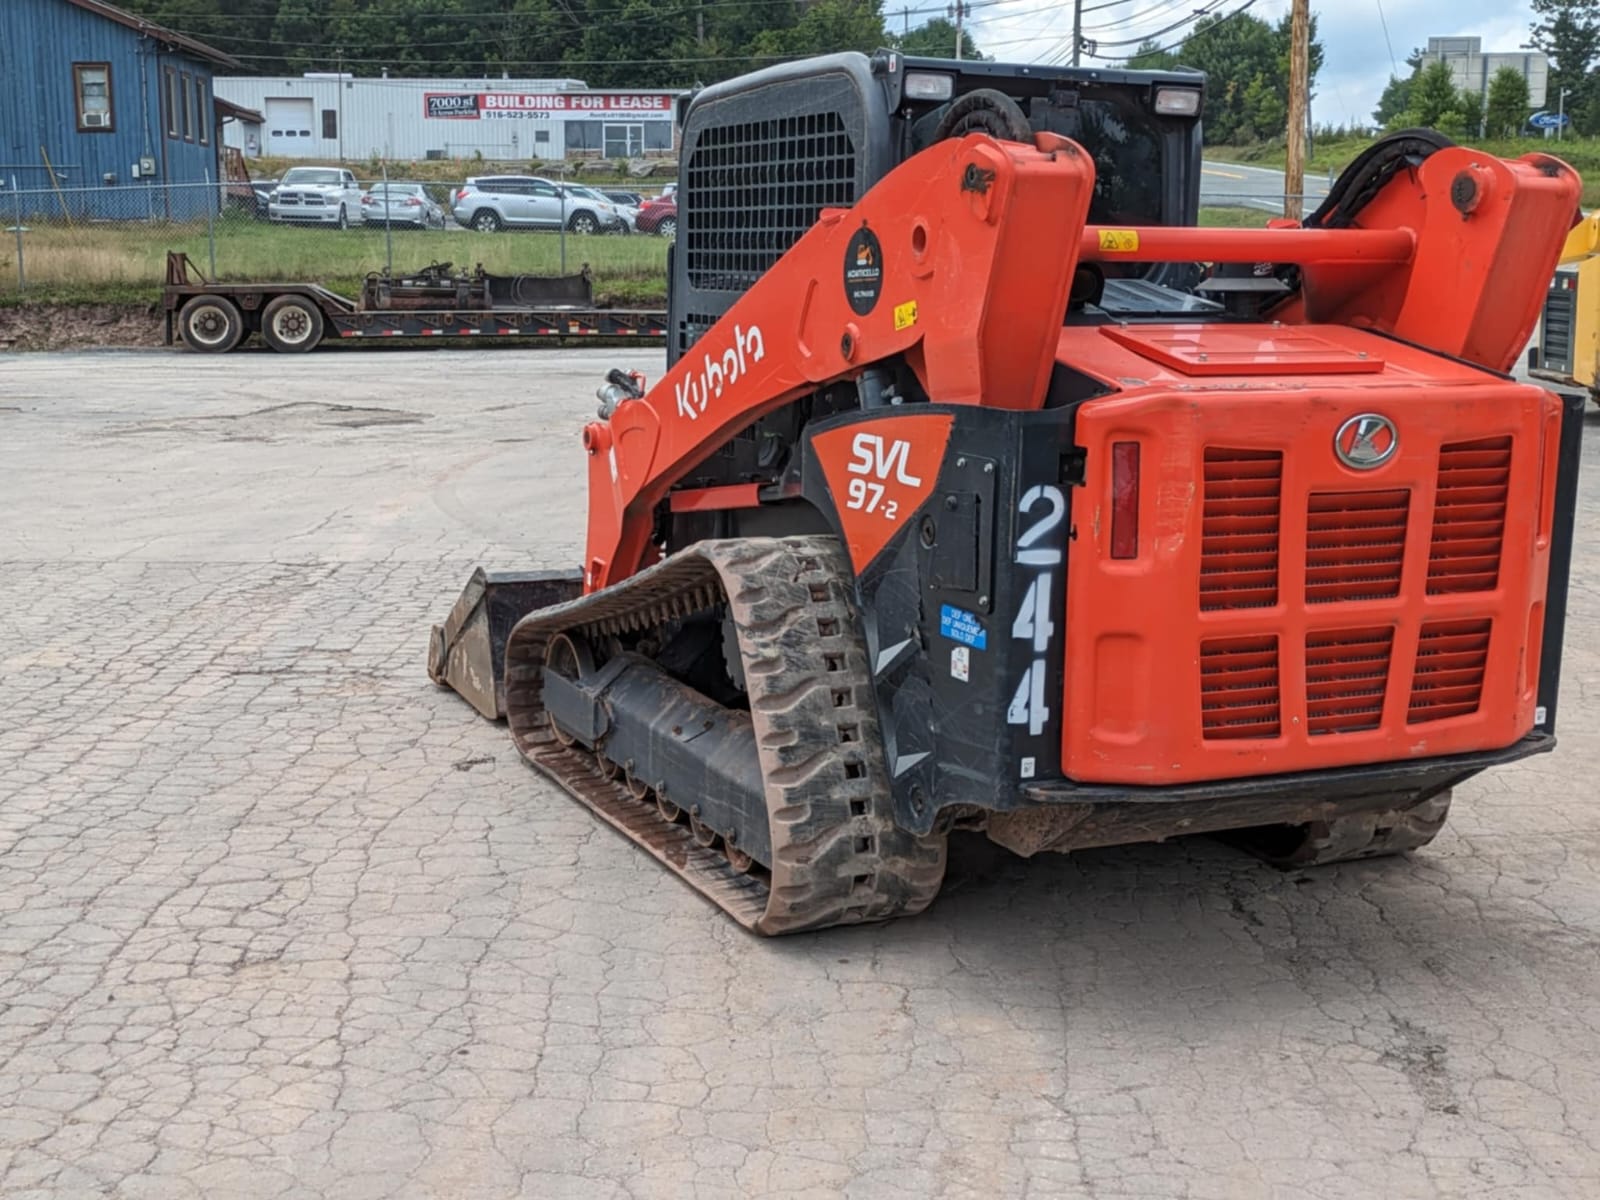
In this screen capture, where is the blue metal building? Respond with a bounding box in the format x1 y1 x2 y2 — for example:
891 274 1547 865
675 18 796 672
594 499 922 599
0 0 242 220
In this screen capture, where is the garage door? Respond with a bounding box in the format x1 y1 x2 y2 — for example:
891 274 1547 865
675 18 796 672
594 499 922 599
265 99 315 156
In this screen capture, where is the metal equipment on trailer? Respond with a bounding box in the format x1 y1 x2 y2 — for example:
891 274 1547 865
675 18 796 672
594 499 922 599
162 251 668 353
430 51 1587 935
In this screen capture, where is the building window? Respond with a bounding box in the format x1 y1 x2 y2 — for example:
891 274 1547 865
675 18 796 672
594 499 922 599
643 123 672 152
602 123 644 158
181 72 194 141
73 63 114 132
164 67 180 138
322 109 337 140
564 120 600 152
196 80 209 145
534 129 550 145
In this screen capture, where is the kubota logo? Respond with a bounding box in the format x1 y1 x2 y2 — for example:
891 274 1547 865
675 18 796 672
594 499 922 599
674 324 765 421
1334 413 1398 469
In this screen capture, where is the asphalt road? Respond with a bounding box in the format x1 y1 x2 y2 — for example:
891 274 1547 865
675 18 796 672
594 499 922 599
1201 157 1335 214
2 348 1598 1198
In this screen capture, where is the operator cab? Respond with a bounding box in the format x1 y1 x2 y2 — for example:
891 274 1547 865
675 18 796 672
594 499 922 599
668 49 1217 364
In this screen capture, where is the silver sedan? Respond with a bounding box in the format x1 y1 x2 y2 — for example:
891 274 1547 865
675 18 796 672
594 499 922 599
361 183 447 229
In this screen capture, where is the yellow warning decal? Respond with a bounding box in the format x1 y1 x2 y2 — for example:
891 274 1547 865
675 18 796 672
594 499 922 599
893 300 919 331
1097 229 1140 253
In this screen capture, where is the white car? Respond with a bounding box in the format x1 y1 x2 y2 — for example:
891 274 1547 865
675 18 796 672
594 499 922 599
268 167 364 229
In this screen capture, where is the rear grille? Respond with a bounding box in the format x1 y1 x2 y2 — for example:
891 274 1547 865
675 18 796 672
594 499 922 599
1408 619 1492 723
1428 437 1511 595
1200 449 1283 611
1306 627 1394 735
684 111 856 294
1305 489 1410 603
1200 635 1281 739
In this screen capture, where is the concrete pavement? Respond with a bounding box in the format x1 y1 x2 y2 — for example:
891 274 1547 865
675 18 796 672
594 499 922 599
2 348 1598 1198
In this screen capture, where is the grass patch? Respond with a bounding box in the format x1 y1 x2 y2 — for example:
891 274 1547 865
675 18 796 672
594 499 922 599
1208 136 1600 206
2 215 670 307
1199 205 1276 227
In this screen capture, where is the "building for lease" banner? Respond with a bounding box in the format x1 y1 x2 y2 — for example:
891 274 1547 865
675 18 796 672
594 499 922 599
424 92 675 120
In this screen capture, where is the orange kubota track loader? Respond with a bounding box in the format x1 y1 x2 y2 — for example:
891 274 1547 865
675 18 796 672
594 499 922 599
430 53 1587 934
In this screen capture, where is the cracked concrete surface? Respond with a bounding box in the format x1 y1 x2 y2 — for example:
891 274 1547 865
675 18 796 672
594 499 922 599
2 348 1598 1199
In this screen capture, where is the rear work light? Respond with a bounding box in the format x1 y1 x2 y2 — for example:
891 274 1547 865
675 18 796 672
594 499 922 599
1154 87 1201 116
1111 441 1140 559
905 71 955 101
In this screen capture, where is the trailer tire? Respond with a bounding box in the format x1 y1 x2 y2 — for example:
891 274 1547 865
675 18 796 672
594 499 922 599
177 295 245 353
260 294 326 353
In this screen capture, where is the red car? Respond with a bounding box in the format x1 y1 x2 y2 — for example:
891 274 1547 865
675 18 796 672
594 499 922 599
635 194 677 238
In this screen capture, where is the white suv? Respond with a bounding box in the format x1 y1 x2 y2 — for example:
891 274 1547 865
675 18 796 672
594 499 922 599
452 176 623 234
268 167 364 229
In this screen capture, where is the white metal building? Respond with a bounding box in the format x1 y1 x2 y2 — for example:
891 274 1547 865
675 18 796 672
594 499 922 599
214 73 684 161
1426 36 1548 107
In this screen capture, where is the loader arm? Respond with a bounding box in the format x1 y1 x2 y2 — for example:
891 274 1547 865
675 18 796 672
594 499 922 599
580 131 1097 591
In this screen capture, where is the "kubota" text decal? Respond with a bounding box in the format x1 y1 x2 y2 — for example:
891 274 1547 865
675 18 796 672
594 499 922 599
675 324 765 421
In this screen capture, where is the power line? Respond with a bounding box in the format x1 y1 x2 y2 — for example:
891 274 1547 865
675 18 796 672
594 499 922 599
1373 0 1397 77
1081 0 1236 51
214 27 1081 73
1083 0 1257 61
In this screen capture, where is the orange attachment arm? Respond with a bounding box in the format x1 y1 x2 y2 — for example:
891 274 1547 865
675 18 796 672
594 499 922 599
1084 148 1580 374
580 132 1096 591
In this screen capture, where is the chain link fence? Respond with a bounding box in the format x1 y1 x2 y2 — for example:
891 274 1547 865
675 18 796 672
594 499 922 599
1 174 674 301
2 177 1317 301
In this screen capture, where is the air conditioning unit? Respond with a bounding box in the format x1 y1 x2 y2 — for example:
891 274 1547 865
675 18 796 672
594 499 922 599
83 111 110 128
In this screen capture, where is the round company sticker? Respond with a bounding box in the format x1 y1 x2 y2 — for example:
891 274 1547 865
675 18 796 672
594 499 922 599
844 225 883 315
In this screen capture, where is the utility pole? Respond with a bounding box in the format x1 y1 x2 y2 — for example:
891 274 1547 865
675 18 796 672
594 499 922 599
948 1 967 60
1284 0 1309 221
1072 0 1083 67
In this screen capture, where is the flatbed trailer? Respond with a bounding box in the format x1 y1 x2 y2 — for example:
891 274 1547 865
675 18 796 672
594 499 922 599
161 252 668 354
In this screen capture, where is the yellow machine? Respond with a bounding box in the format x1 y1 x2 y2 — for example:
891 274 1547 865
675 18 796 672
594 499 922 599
1532 212 1600 403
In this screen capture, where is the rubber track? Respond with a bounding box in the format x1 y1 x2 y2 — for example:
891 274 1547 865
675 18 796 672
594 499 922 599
501 535 947 935
1247 791 1454 868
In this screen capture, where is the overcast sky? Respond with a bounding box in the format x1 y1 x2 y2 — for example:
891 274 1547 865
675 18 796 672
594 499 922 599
967 0 1539 129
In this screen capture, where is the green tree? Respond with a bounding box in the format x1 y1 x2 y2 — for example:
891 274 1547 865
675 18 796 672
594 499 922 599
1129 12 1323 145
1484 66 1532 137
1372 47 1424 126
897 17 982 61
1530 0 1600 133
1400 59 1474 136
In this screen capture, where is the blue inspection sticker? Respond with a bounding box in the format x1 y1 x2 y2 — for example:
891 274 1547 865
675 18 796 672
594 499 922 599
939 604 988 650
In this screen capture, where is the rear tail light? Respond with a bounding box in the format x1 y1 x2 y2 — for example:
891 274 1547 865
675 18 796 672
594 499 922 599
1111 441 1140 559
361 194 373 205
405 197 421 206
456 188 469 202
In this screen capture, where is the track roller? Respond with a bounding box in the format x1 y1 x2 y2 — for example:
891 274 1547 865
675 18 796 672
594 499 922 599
500 535 947 935
1232 791 1454 868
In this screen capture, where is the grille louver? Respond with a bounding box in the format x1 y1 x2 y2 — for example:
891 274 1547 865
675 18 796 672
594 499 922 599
1200 635 1281 739
1200 449 1283 612
1306 490 1410 603
1306 627 1395 735
1408 619 1492 724
684 112 856 294
1428 437 1511 595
